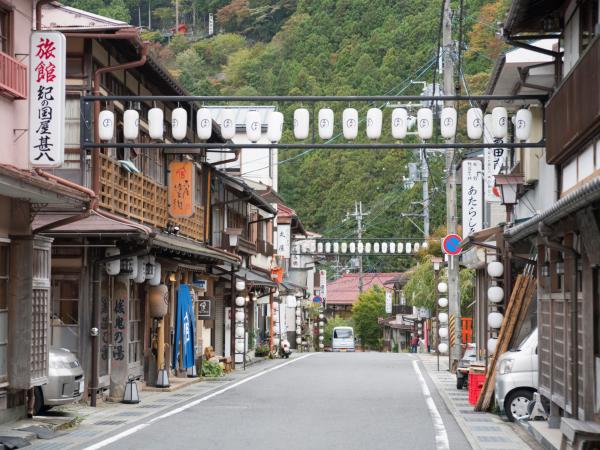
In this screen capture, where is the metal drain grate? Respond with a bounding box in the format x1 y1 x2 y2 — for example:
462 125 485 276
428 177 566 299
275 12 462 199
137 404 160 408
117 411 145 416
93 420 127 426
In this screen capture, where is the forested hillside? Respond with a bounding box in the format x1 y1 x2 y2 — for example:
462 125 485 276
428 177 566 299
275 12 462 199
63 0 508 271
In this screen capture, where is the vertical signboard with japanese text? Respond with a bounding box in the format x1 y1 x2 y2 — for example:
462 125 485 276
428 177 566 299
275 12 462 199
319 269 327 300
385 291 392 314
483 114 508 203
462 159 483 237
208 13 214 35
277 224 291 258
168 160 195 218
29 32 66 168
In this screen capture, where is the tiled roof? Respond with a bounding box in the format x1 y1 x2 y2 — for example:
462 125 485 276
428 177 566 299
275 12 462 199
326 272 403 305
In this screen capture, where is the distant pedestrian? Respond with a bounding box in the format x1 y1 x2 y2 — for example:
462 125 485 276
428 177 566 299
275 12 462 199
410 335 418 353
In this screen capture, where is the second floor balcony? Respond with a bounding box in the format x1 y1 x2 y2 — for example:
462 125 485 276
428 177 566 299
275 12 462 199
0 51 27 100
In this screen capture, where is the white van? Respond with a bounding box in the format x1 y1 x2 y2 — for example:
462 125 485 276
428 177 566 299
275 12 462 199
495 328 538 421
332 327 355 352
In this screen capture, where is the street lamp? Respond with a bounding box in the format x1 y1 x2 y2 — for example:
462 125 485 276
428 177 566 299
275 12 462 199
494 174 524 222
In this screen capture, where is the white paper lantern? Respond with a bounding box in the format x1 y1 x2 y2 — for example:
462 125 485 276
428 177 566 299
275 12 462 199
374 242 380 253
318 108 334 139
488 311 504 329
466 108 483 140
438 312 449 324
296 309 301 317
357 242 364 254
341 242 348 253
123 109 139 140
196 108 212 140
405 242 412 254
381 242 388 254
235 311 245 322
135 256 147 283
105 248 120 275
235 341 244 353
417 108 433 140
220 109 236 140
342 108 358 140
333 242 339 253
365 242 372 253
438 342 449 353
319 328 324 334
492 106 508 139
487 338 498 354
235 296 245 307
272 302 279 310
235 280 246 292
295 318 301 326
294 108 310 139
319 343 324 349
437 282 448 293
288 296 298 308
487 261 504 278
438 297 448 308
273 289 279 298
317 242 323 253
422 241 429 249
325 242 331 253
296 337 302 344
391 108 408 139
319 314 324 319
413 242 420 253
390 243 396 253
148 108 164 140
366 108 382 139
439 327 449 339
266 111 284 142
319 321 324 327
488 286 504 303
440 107 457 139
99 110 114 141
397 243 404 253
319 335 324 341
149 262 161 286
235 326 244 338
171 107 187 141
515 108 532 142
273 338 280 346
245 110 262 142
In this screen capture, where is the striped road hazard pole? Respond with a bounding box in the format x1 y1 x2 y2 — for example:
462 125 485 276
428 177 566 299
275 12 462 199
449 314 456 347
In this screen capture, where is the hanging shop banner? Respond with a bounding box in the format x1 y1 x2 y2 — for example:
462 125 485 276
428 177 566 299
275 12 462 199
208 13 214 35
172 284 196 369
319 269 327 299
385 291 392 314
462 159 483 238
277 224 291 258
291 242 301 268
29 31 66 168
483 114 508 203
168 160 195 218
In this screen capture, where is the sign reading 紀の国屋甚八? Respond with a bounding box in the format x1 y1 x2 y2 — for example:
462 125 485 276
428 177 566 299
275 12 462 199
461 159 483 237
29 31 66 168
483 114 507 203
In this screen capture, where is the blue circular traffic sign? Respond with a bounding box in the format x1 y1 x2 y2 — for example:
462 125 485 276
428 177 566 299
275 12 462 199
442 234 463 255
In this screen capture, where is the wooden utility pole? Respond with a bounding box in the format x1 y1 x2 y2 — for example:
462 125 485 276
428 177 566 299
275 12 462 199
442 0 462 368
347 201 369 293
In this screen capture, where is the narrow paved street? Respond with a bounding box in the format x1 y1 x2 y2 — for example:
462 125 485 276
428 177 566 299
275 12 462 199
81 353 471 450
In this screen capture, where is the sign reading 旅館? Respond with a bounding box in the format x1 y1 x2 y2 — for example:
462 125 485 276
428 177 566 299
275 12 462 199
29 31 66 168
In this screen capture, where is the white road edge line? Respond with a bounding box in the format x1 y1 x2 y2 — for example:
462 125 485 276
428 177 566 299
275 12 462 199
412 359 450 450
84 353 316 450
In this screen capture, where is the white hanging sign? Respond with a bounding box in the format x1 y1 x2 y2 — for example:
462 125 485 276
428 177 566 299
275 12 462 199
29 31 66 167
277 224 291 258
385 291 392 314
291 243 301 268
319 269 327 299
208 13 214 36
462 159 483 237
483 114 508 203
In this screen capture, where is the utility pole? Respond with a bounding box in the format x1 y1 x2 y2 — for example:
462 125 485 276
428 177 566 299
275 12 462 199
443 0 462 369
175 0 179 33
346 201 369 293
421 148 430 237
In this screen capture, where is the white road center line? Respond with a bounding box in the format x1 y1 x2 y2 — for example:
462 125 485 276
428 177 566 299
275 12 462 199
412 359 450 450
84 353 315 450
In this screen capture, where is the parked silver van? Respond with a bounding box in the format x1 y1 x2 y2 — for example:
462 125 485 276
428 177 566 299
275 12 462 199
332 327 355 352
495 329 538 421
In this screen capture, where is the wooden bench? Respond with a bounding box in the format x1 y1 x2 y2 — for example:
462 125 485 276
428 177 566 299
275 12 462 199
560 418 600 450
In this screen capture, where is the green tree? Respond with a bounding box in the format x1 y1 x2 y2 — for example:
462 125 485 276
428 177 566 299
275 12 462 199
98 0 131 22
352 286 385 350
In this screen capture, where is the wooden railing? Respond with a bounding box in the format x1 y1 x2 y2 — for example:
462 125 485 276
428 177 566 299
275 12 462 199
257 239 274 256
0 51 27 100
546 36 600 164
99 154 205 241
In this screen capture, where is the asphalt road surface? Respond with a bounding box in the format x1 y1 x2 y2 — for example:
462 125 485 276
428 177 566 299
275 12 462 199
89 352 471 450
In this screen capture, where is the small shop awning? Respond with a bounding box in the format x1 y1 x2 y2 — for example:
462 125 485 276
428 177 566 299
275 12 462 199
460 226 502 250
215 265 277 287
33 211 147 235
152 234 241 265
280 280 305 293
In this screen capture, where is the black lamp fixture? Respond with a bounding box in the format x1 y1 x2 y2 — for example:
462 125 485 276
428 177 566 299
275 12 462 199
555 254 565 276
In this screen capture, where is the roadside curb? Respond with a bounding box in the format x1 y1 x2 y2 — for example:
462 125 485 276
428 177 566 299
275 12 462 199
518 419 559 450
415 355 482 450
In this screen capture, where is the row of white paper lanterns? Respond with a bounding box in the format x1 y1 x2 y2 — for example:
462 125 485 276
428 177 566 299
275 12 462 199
318 241 427 254
98 105 533 143
105 250 162 286
437 281 449 354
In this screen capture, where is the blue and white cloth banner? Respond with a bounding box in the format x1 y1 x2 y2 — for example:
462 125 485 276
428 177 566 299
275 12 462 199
172 284 195 369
